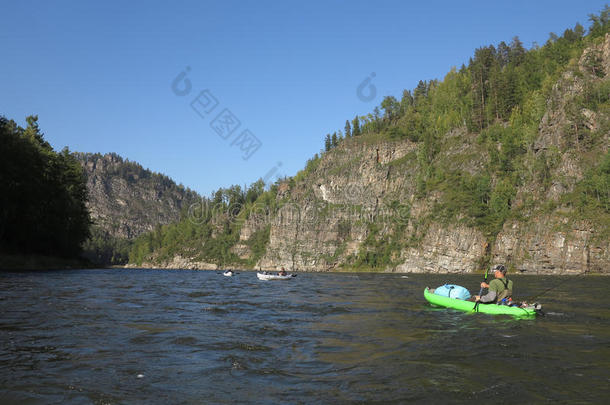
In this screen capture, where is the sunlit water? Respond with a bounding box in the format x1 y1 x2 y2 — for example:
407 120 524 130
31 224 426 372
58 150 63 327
1 269 609 403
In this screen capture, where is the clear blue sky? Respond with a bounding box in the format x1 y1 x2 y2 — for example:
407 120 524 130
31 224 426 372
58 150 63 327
2 0 606 197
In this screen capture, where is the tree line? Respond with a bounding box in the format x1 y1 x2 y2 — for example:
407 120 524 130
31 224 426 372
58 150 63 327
0 116 91 258
319 7 609 153
128 178 273 266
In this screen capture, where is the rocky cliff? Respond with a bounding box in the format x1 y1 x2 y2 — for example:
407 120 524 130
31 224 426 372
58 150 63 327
77 152 200 238
131 30 610 274
250 35 609 275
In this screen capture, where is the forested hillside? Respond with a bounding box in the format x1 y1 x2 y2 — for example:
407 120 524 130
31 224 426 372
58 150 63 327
126 8 608 273
0 116 91 262
0 124 202 267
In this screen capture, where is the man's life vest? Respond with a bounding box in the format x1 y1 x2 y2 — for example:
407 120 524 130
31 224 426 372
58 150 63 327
496 278 512 302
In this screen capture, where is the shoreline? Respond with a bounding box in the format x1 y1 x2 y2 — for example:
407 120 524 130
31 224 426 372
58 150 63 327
2 256 607 275
0 254 95 271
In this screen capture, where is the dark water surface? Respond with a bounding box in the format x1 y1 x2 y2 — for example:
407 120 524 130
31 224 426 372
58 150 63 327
1 269 609 404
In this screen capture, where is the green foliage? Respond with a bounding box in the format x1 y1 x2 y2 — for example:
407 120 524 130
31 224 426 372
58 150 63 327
0 116 91 258
564 77 610 149
533 149 560 190
561 152 610 237
430 168 518 237
354 222 404 269
72 151 201 265
337 219 351 240
294 154 321 183
588 5 610 39
352 116 361 136
582 79 610 109
488 178 516 232
381 96 400 121
82 226 132 265
246 225 271 265
311 6 607 176
314 5 608 159
433 172 488 221
344 120 351 138
479 124 527 173
128 178 277 267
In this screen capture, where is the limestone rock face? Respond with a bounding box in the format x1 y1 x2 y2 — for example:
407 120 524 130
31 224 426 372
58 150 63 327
494 217 608 274
395 224 486 274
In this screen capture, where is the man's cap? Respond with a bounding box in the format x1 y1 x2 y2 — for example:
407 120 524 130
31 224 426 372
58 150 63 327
493 264 507 274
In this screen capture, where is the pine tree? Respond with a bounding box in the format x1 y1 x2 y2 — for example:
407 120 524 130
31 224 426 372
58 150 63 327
413 80 428 106
509 36 526 66
574 23 585 39
352 116 361 136
469 46 497 130
344 120 351 138
588 5 610 38
497 41 510 67
400 90 413 114
331 132 338 148
324 134 331 151
0 115 91 258
381 96 399 120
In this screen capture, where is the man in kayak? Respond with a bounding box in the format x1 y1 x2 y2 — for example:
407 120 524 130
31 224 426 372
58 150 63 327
278 267 287 276
474 264 513 304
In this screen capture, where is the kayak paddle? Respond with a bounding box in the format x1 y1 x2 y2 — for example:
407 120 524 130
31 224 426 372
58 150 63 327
474 267 489 312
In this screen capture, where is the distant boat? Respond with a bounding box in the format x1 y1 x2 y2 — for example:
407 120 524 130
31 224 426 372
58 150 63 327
223 270 234 277
256 272 296 281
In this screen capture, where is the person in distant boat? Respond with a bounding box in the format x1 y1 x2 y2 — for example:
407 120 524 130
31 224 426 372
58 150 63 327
474 264 513 304
278 267 287 276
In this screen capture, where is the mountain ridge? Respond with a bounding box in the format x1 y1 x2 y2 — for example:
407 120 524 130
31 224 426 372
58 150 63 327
75 152 201 264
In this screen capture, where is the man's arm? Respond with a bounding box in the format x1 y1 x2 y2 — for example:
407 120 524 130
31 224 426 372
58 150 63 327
478 290 497 303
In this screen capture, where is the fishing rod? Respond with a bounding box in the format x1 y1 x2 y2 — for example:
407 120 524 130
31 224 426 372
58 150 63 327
524 270 588 302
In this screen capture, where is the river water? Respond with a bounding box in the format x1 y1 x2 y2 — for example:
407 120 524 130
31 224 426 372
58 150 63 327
1 269 609 404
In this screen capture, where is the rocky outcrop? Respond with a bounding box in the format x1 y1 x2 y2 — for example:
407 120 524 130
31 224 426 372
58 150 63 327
125 255 217 270
494 217 608 274
395 224 486 274
76 152 200 239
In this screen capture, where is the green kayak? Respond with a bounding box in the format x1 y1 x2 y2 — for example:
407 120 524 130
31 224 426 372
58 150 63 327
424 287 539 318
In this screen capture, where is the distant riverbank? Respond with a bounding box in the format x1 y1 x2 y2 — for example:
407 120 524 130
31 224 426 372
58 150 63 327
3 255 608 276
0 254 94 271
123 261 608 275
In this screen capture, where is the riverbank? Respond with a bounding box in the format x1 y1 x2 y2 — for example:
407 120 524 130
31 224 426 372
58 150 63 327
122 262 609 275
0 254 94 271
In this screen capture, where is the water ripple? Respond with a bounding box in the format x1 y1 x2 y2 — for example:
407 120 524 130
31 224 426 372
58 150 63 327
0 269 609 403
